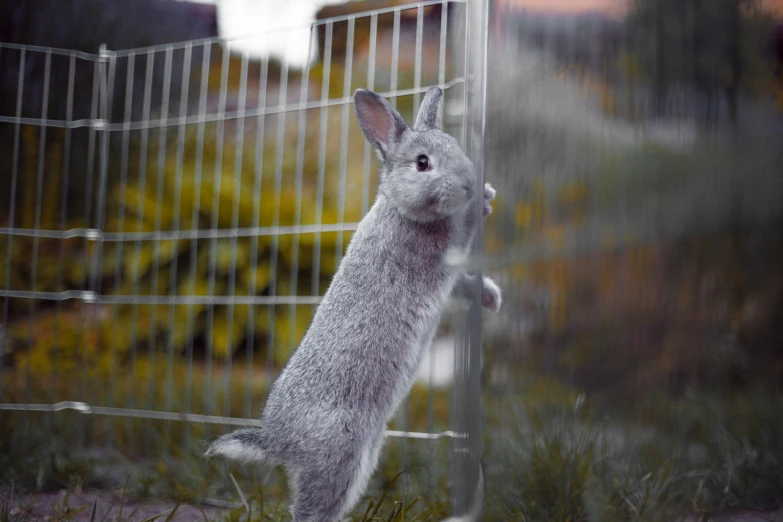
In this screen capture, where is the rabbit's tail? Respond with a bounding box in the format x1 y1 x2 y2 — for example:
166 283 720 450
205 428 270 463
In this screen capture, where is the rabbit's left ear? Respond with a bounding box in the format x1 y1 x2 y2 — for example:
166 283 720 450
414 86 443 131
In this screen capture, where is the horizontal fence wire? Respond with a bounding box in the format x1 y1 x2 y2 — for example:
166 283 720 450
0 79 467 130
0 223 360 241
0 401 465 440
0 291 322 305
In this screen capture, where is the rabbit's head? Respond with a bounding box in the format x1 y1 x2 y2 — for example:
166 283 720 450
354 87 476 223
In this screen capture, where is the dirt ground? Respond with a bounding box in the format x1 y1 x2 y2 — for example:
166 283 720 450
687 512 783 522
3 488 783 521
0 490 230 522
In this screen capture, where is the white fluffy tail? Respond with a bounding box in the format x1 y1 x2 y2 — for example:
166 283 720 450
440 463 484 522
205 428 268 463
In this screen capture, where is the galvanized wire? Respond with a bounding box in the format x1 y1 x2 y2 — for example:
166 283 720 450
361 14 378 217
166 43 194 438
182 43 213 449
0 49 26 406
266 41 290 397
245 54 270 419
335 18 355 270
288 27 315 381
0 401 464 440
0 80 465 131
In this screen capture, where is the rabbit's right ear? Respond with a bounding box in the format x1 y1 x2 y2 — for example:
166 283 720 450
414 86 443 131
354 89 408 160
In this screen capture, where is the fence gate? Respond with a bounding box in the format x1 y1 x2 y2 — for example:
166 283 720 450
0 0 488 516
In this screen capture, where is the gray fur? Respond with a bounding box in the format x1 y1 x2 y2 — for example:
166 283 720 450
205 86 501 522
414 87 443 131
353 89 407 160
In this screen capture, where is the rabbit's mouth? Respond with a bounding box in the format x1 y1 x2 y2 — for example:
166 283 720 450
431 191 472 218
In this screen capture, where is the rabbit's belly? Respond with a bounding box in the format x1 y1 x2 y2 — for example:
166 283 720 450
380 273 459 418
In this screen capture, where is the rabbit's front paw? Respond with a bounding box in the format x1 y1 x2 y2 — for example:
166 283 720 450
483 183 496 217
481 276 502 313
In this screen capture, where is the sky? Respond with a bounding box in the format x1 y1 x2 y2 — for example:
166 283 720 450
190 0 783 68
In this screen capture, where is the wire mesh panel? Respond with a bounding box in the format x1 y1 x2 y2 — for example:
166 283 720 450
0 0 488 515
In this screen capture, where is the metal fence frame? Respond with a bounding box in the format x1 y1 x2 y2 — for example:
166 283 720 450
0 0 488 515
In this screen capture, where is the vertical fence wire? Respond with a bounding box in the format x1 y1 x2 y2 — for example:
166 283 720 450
147 46 173 451
134 50 156 451
336 19 355 269
167 44 194 439
311 22 333 315
183 43 212 449
266 45 290 394
24 50 51 439
225 45 250 418
246 54 269 419
48 53 77 438
289 28 315 369
78 55 102 448
1 48 25 408
361 14 378 217
90 44 117 448
413 6 425 118
204 43 230 436
109 52 135 448
389 10 401 110
0 45 8 402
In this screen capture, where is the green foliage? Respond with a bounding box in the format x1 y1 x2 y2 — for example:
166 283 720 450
100 115 364 364
4 92 376 378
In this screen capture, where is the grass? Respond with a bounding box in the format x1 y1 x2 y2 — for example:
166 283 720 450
0 357 453 521
0 408 451 520
4 371 783 521
482 378 783 522
0 466 446 522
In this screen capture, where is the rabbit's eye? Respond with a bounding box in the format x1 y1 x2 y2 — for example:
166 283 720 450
416 155 430 172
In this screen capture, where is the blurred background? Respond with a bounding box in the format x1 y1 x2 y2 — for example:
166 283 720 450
0 0 782 520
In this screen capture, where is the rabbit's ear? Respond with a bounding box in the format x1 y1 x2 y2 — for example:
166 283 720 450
414 86 443 131
354 89 408 159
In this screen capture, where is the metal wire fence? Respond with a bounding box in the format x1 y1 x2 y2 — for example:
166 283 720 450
0 0 488 514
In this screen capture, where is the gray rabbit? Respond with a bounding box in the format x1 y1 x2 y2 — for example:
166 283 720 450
205 86 501 522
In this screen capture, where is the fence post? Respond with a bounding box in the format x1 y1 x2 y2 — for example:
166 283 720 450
451 0 489 517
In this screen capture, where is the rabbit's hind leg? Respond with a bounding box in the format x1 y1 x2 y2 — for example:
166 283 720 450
290 437 383 522
343 432 386 517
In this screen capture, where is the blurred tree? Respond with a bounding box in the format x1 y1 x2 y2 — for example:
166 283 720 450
627 0 776 126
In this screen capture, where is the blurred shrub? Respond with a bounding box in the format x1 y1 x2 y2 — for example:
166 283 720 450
5 97 371 378
104 119 361 365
